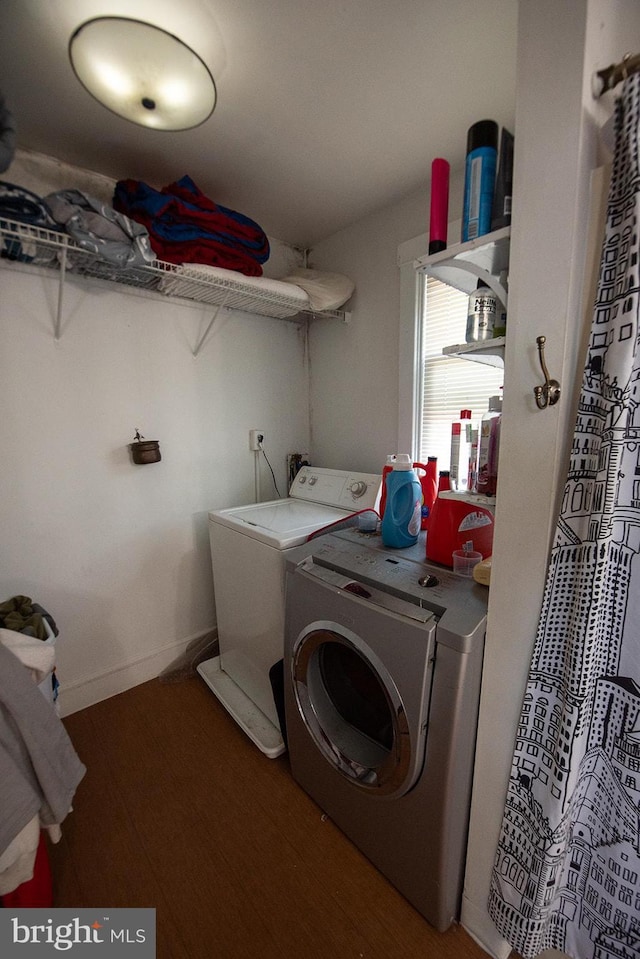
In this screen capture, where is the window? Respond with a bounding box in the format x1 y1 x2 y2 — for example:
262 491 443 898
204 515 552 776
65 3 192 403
418 275 503 469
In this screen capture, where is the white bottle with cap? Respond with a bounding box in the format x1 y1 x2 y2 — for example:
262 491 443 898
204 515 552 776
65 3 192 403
477 395 502 496
450 409 472 490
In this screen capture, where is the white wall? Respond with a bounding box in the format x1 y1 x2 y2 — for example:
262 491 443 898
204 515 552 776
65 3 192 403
308 183 460 472
0 163 310 715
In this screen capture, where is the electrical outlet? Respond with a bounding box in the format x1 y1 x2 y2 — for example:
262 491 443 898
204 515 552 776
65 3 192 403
249 429 264 451
287 452 310 488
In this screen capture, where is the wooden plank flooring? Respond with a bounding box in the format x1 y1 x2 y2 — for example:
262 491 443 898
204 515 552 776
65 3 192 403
51 674 491 959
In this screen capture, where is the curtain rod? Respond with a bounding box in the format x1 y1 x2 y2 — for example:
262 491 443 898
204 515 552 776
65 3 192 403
592 52 640 98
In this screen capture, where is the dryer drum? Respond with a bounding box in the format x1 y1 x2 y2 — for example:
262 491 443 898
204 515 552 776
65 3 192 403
292 624 411 795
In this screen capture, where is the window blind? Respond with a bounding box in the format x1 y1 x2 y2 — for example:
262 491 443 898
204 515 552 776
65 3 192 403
419 276 503 469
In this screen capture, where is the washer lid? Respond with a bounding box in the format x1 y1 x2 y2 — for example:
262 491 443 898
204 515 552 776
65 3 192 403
209 498 351 548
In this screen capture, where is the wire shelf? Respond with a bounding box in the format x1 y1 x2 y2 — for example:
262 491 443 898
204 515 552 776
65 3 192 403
0 218 315 319
157 263 309 318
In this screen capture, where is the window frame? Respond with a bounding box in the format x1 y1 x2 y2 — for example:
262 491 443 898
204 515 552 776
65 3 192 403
397 224 505 466
397 229 431 458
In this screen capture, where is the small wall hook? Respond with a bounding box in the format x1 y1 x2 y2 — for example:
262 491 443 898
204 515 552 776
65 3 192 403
533 335 561 409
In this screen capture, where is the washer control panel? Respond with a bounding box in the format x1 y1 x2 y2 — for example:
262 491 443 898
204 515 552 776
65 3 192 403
290 467 381 511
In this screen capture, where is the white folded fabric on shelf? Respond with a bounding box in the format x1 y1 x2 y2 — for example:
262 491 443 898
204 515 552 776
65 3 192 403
158 262 311 317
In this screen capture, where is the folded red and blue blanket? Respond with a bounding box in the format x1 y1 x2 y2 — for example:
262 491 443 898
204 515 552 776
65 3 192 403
114 174 270 276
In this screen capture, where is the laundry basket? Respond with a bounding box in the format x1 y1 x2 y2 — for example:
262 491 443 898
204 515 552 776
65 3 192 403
38 618 59 710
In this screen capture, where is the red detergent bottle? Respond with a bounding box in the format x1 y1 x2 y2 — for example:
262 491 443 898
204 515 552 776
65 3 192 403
414 457 438 530
379 455 396 518
426 470 494 567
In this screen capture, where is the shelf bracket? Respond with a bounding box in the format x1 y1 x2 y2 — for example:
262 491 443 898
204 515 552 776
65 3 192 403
461 265 508 309
426 259 508 307
193 304 222 356
415 227 510 306
54 236 69 341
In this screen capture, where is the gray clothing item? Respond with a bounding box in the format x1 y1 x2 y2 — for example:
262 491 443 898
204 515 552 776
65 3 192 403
0 642 85 855
44 189 155 269
0 93 16 173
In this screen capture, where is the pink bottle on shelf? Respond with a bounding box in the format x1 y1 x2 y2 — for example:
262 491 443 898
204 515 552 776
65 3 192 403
428 158 450 254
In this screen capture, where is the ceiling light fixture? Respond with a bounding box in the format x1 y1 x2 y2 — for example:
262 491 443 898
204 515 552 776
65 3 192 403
69 16 216 131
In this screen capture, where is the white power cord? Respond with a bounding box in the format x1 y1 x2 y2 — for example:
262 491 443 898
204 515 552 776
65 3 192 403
254 448 261 503
253 438 281 502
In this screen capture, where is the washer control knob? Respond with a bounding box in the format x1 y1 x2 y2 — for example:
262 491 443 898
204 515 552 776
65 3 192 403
308 476 317 485
298 475 307 484
349 480 367 498
419 573 439 588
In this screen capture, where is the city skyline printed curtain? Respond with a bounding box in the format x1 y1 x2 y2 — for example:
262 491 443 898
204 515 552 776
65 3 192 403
488 72 640 959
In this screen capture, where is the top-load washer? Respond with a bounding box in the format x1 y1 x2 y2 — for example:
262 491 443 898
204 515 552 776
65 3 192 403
197 467 381 758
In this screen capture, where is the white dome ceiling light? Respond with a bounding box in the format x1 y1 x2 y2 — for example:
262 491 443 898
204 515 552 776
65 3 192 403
69 16 216 131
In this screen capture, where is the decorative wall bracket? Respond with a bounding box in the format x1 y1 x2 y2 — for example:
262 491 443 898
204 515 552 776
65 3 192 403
533 335 561 409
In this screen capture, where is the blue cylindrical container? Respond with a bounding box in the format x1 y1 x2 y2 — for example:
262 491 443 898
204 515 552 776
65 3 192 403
461 120 498 242
380 454 422 549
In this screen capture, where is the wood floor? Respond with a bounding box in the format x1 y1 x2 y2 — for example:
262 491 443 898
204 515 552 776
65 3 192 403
51 673 491 959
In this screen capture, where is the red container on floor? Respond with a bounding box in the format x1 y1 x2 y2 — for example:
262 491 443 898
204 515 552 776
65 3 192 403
1 832 52 907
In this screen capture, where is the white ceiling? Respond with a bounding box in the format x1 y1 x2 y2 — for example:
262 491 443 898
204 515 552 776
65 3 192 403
0 0 518 248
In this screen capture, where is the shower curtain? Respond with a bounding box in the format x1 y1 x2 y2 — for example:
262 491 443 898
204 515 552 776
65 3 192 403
488 73 640 959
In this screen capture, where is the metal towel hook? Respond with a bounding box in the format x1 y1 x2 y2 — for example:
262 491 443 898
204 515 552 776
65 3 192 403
533 335 561 409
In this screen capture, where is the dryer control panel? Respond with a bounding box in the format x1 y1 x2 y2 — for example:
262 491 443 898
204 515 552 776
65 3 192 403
290 467 381 511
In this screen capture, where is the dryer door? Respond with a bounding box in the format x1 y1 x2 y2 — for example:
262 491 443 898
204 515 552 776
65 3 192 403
291 617 432 797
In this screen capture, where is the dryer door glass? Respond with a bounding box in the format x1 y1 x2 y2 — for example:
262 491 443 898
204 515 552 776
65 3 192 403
292 626 413 795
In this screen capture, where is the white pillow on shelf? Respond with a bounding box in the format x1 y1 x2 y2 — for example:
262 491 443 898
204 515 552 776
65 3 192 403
279 267 355 311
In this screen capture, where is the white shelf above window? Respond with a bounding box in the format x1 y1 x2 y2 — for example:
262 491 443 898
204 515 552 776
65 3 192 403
415 226 510 306
415 227 510 367
442 336 506 367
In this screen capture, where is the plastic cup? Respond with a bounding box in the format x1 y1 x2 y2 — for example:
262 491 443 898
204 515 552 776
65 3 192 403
452 549 483 577
358 510 378 533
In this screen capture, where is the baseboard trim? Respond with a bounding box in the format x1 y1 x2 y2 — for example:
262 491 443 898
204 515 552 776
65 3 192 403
57 628 217 717
460 894 512 959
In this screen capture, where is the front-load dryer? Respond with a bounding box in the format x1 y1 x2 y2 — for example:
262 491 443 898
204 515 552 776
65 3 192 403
197 468 380 759
283 529 487 931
